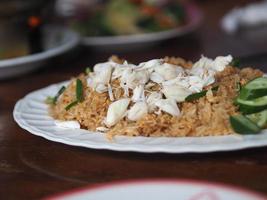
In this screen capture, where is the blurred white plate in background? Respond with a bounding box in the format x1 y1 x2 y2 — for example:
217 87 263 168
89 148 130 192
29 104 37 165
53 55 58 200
0 25 79 79
44 179 266 200
81 3 203 51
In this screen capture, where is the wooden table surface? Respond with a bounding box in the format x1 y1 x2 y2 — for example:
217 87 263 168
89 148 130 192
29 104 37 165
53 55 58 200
1 0 267 199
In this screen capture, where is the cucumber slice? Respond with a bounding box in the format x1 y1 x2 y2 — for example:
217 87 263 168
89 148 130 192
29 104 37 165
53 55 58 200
246 109 267 128
230 115 261 134
236 96 267 107
239 77 267 100
236 96 267 114
238 104 267 114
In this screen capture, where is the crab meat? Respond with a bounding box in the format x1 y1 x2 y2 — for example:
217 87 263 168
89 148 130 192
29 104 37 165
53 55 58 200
112 65 126 80
191 55 213 74
122 70 150 89
188 76 205 93
146 92 163 112
95 83 108 93
128 102 148 121
138 59 163 72
95 65 113 84
96 127 109 132
54 120 80 129
162 85 192 102
86 77 94 88
132 85 145 102
155 99 180 117
150 72 165 83
213 55 233 71
154 63 181 80
105 98 130 127
108 84 114 101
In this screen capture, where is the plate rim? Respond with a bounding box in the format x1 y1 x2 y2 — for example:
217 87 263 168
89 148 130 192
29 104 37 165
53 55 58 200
13 80 267 153
44 178 266 200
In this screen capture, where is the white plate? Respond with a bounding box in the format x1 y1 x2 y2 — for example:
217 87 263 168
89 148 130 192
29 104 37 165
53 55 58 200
13 81 267 153
0 26 79 79
81 3 202 51
45 179 266 200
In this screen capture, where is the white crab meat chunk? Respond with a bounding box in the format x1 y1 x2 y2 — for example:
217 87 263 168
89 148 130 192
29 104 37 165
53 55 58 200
191 55 233 75
87 64 113 93
154 63 182 81
146 92 163 112
105 98 130 127
132 85 145 102
96 127 109 132
128 102 148 121
188 76 205 93
138 59 163 72
107 84 114 101
94 64 113 85
213 55 233 71
120 69 149 89
95 83 108 93
155 99 180 117
54 120 80 129
191 55 213 74
112 65 127 80
150 72 165 83
162 85 192 102
86 77 94 88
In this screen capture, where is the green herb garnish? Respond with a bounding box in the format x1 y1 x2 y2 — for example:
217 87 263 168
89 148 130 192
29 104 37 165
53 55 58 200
230 58 240 68
65 100 78 111
185 86 219 102
46 86 66 105
76 79 83 102
45 96 55 104
64 79 84 111
185 86 219 101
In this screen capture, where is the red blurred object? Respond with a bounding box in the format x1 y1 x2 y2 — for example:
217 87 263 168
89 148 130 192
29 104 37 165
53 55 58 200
28 16 42 28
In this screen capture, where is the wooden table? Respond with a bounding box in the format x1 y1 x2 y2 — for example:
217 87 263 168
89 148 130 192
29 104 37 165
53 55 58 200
1 0 267 199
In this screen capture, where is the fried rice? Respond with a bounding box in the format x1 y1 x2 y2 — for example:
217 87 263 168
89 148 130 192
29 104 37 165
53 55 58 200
49 56 263 139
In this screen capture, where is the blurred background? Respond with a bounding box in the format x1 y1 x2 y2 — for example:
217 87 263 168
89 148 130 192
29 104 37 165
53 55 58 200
0 0 267 79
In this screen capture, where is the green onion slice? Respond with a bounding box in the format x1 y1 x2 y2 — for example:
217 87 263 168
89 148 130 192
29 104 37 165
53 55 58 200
45 96 55 105
65 100 78 111
185 86 219 101
46 86 66 105
76 79 83 102
230 58 240 68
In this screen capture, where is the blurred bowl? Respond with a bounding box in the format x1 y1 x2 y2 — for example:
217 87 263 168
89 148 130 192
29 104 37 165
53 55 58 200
81 2 203 51
0 25 79 79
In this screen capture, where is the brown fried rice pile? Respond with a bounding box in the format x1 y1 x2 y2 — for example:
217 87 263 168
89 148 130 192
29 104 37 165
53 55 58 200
49 56 263 139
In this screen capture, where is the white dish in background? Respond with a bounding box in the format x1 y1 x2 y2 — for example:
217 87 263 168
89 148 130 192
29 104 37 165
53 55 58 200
0 26 79 79
13 80 267 153
45 179 266 200
81 3 203 51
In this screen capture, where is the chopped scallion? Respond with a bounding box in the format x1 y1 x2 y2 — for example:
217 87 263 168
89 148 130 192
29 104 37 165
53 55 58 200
65 100 78 111
46 86 66 105
230 58 240 68
64 79 84 110
185 86 219 101
45 96 55 105
76 79 83 102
